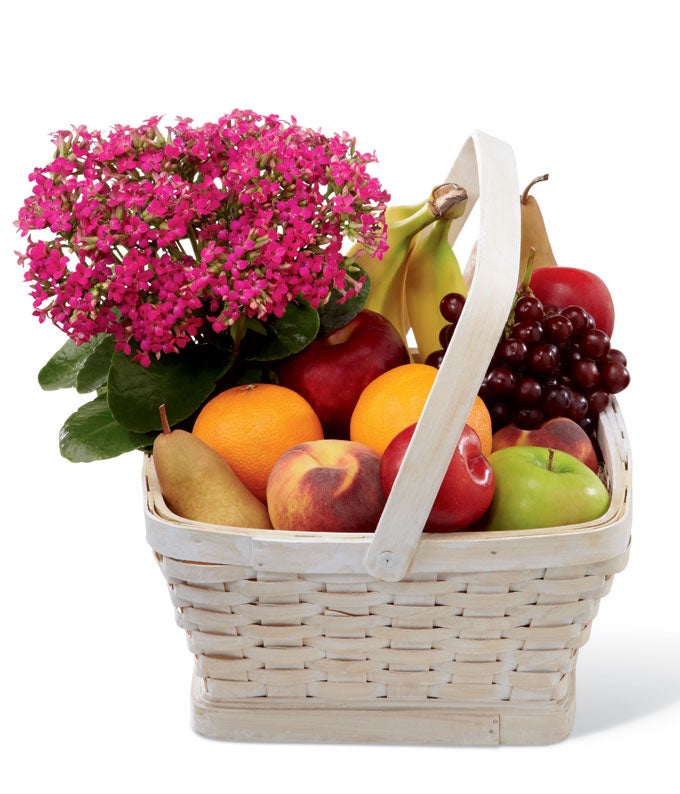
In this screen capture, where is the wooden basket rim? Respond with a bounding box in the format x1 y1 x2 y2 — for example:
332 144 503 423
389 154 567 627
145 400 631 575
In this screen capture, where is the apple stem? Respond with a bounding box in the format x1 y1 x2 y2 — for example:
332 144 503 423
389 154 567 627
547 448 555 471
159 404 171 435
521 174 549 205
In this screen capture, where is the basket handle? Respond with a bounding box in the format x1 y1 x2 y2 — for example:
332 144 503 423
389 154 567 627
363 130 521 582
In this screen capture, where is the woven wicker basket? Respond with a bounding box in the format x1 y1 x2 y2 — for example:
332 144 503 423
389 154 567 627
144 131 632 745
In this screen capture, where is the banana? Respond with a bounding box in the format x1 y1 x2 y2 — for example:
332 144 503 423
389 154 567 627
344 201 424 342
405 189 469 362
383 203 424 224
347 185 467 346
344 201 424 271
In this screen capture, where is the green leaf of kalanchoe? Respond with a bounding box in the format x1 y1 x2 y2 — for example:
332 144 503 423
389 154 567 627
246 300 320 361
76 334 116 393
59 395 155 462
38 334 113 391
317 266 370 335
106 343 233 433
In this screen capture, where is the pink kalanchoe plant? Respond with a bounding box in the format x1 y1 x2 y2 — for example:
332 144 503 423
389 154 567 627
17 110 389 367
17 111 390 462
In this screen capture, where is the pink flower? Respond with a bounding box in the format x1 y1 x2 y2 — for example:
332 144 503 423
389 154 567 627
16 110 389 364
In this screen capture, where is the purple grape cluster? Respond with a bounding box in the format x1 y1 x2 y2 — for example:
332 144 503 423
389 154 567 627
424 291 631 437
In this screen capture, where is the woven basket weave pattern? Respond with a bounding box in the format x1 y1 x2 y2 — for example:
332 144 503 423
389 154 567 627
157 549 629 705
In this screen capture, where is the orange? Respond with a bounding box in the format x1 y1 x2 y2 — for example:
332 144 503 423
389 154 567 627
192 383 323 502
349 363 493 457
465 394 493 458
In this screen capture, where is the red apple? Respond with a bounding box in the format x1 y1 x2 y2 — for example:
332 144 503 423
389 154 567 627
380 423 495 532
278 309 410 439
529 266 615 337
266 439 385 533
492 416 599 473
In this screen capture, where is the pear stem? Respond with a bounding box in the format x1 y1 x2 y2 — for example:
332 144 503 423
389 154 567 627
547 448 555 471
521 174 549 205
159 404 171 435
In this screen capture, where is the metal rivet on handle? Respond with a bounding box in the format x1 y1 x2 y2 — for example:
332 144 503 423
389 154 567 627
377 551 395 569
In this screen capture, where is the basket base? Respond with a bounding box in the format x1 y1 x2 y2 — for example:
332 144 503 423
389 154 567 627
190 670 576 746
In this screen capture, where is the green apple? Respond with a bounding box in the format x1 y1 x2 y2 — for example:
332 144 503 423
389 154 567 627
482 446 610 531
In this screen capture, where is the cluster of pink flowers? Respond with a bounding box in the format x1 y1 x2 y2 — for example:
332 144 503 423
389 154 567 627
16 111 389 366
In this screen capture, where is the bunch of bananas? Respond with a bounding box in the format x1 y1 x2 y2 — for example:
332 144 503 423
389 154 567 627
346 183 470 362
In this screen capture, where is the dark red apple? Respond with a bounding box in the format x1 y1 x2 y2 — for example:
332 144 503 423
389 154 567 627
492 416 599 473
380 423 495 532
278 309 410 439
529 266 615 336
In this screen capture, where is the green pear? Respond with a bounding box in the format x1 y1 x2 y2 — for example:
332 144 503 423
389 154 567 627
152 405 272 529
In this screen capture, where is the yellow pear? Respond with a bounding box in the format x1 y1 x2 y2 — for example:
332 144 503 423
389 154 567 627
518 174 558 284
152 405 272 529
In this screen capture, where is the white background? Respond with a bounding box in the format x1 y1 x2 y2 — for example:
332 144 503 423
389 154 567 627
2 1 677 791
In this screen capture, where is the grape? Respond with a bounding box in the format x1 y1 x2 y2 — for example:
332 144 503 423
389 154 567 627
542 384 572 417
514 295 544 323
485 366 516 399
528 343 560 375
587 390 610 415
599 361 631 393
511 320 543 345
579 416 596 435
561 347 582 370
579 328 611 361
561 305 595 335
439 292 466 324
516 376 542 407
542 314 573 343
513 407 543 429
426 286 632 442
439 324 455 349
424 349 446 368
567 391 589 421
605 348 627 366
497 338 528 367
489 401 512 428
571 359 600 390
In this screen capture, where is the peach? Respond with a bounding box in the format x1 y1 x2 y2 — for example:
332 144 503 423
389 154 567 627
266 439 385 532
491 416 599 473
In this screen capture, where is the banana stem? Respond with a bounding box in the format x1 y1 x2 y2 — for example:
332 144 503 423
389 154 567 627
391 182 467 243
388 183 468 240
387 200 440 239
430 183 468 219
